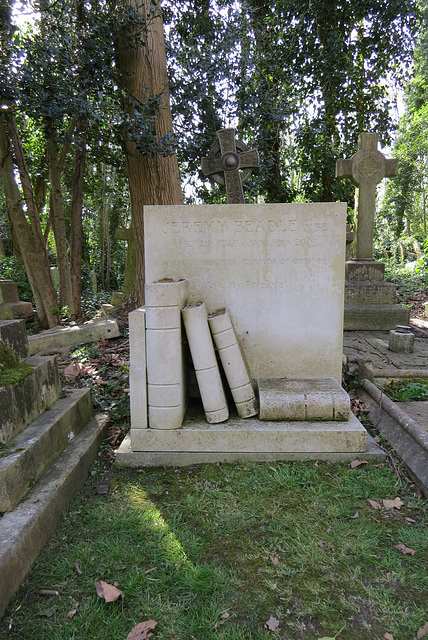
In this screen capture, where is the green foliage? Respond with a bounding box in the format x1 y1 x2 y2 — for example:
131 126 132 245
381 379 428 402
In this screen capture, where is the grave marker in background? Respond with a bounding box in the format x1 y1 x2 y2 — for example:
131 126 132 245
336 132 410 330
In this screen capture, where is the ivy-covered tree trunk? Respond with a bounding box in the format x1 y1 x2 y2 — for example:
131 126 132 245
115 0 183 306
0 113 58 328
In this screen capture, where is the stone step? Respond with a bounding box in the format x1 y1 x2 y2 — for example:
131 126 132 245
28 319 120 355
344 304 411 331
0 355 61 444
0 388 93 512
0 320 28 361
0 411 109 620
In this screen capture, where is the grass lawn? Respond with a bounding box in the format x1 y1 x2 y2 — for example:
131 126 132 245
1 451 427 640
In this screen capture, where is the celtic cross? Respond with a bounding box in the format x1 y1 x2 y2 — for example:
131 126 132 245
201 128 260 204
336 132 398 261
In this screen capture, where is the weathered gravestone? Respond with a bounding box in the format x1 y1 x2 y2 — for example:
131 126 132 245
116 131 375 466
0 278 33 321
336 132 410 330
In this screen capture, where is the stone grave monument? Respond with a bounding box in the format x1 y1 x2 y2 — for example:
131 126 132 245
336 132 410 330
116 129 377 467
0 278 33 320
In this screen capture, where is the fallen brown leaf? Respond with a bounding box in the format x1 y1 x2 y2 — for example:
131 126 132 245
367 499 382 510
406 517 416 523
270 556 279 565
95 580 124 602
74 563 82 576
265 616 280 631
64 363 81 379
383 497 404 510
394 542 415 556
384 633 394 640
350 460 368 469
124 620 157 640
67 609 78 619
416 621 428 639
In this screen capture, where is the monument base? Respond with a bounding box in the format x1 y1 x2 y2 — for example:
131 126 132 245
115 406 383 467
344 304 410 331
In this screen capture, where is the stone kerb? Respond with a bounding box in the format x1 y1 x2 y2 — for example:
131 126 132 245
144 203 347 383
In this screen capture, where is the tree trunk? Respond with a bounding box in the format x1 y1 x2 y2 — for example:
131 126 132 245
47 137 76 316
70 125 86 318
115 0 183 306
0 112 58 327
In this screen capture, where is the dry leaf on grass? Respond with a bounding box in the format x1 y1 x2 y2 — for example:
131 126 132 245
416 621 428 639
67 608 78 619
95 580 124 602
124 620 157 640
265 616 280 631
383 497 403 510
270 556 279 565
367 499 382 510
350 460 368 468
394 542 415 555
384 633 394 640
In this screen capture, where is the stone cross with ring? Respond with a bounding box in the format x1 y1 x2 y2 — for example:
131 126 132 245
201 128 260 203
336 132 398 261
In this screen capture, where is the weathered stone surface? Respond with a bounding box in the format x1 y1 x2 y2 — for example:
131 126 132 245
128 411 366 454
111 291 125 307
0 320 28 361
345 281 397 305
336 133 397 261
258 378 350 421
129 308 147 429
27 319 120 355
388 329 414 353
0 412 109 619
0 306 13 320
0 355 60 444
144 203 346 382
344 305 410 331
116 432 385 467
345 261 385 281
0 279 19 304
0 389 93 512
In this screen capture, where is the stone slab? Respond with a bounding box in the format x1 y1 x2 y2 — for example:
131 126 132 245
28 319 120 355
257 377 350 421
395 401 428 434
0 413 109 619
116 432 384 467
0 388 93 512
345 261 385 281
0 301 33 320
0 320 28 361
144 203 346 382
343 330 428 372
0 305 13 320
345 281 397 305
0 355 61 444
358 389 428 498
344 304 410 331
128 410 366 454
0 279 19 304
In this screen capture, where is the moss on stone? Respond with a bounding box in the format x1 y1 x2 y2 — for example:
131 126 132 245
0 345 34 388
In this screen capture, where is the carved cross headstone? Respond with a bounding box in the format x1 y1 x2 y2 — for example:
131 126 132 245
201 128 260 203
336 132 398 261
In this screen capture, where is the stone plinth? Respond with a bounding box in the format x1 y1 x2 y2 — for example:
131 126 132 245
0 279 33 320
116 408 367 467
344 260 410 330
0 320 28 361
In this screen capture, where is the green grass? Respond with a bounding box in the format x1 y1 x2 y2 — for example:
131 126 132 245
1 459 427 640
379 378 428 402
